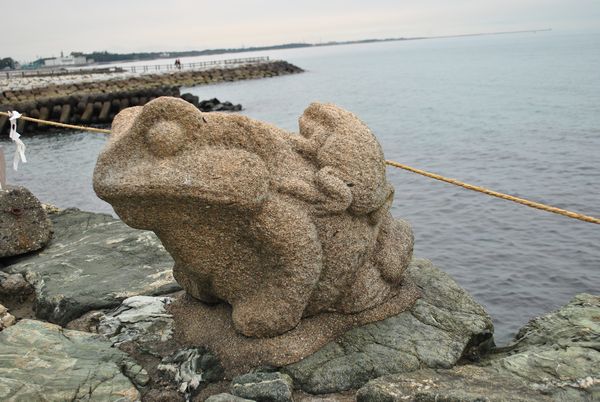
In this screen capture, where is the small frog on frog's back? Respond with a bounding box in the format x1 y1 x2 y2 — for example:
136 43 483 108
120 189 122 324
94 97 416 338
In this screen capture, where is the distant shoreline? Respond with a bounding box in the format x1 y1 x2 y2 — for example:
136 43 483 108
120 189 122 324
65 28 553 66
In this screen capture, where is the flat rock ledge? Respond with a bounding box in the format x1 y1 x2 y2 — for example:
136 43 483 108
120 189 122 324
3 208 180 325
356 293 600 401
283 259 494 394
0 319 147 401
1 207 596 401
57 258 494 400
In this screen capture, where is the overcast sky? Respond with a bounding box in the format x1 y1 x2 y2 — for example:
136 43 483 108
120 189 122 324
3 0 599 62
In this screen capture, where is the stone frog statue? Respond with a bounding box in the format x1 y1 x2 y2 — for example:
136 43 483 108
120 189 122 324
93 97 415 338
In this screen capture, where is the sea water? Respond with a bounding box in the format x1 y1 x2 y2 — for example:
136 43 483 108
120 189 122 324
5 31 600 344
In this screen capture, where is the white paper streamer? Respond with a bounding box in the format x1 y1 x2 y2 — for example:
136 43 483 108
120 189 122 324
8 111 26 170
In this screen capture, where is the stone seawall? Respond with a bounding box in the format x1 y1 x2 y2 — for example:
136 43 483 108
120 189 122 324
0 60 303 134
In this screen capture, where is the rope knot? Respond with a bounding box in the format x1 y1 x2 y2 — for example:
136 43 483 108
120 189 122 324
8 110 27 171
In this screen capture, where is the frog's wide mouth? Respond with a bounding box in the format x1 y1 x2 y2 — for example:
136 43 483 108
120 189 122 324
94 179 269 212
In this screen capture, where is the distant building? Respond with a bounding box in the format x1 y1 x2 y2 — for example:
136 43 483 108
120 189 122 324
44 54 88 67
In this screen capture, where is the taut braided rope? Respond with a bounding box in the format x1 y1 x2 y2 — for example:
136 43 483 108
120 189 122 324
0 111 111 134
1 111 597 224
386 160 600 224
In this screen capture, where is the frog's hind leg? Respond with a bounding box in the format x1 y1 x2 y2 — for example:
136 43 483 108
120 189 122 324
336 259 395 313
372 214 414 285
336 213 414 313
230 197 324 338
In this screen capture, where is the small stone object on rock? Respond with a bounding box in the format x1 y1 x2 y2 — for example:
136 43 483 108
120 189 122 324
0 304 16 331
0 272 33 298
0 186 52 258
94 97 416 338
181 93 242 112
231 372 294 402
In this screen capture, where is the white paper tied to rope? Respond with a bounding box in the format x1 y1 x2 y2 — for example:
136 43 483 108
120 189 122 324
8 110 27 170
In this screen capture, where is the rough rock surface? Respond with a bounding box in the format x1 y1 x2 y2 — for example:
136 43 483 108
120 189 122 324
356 293 600 401
98 295 175 346
283 259 494 394
356 366 551 402
206 393 255 402
4 208 180 325
0 304 15 330
158 347 225 397
0 186 52 258
94 97 416 338
0 319 146 401
0 271 32 298
231 372 294 402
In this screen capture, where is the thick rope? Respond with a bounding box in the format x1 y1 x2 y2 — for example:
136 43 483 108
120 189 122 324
0 111 111 134
386 160 600 224
0 110 597 224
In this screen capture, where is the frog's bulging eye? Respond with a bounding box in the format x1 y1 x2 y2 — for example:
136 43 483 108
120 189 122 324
145 120 187 157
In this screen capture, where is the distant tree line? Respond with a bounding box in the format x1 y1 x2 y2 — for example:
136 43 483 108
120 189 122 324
4 37 408 69
68 44 312 63
0 57 16 70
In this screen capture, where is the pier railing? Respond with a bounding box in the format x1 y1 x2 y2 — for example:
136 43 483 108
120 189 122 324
123 56 270 73
4 56 271 78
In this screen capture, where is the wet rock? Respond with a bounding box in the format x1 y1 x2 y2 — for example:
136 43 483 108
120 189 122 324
0 186 52 258
158 347 225 398
197 97 242 112
0 319 144 400
487 293 600 400
356 293 600 402
207 393 255 402
98 295 174 346
0 304 15 330
4 208 180 325
181 92 200 106
231 372 294 402
283 259 494 394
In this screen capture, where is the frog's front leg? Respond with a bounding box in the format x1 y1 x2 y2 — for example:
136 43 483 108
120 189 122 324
231 197 323 338
314 166 353 215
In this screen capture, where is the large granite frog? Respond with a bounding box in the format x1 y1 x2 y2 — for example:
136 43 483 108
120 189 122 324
93 97 415 338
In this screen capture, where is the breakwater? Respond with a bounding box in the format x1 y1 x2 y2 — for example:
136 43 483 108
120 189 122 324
0 60 303 134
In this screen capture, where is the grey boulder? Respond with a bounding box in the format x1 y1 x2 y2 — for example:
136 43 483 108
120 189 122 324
283 259 494 394
0 186 52 258
356 293 600 401
0 319 146 401
4 209 180 325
